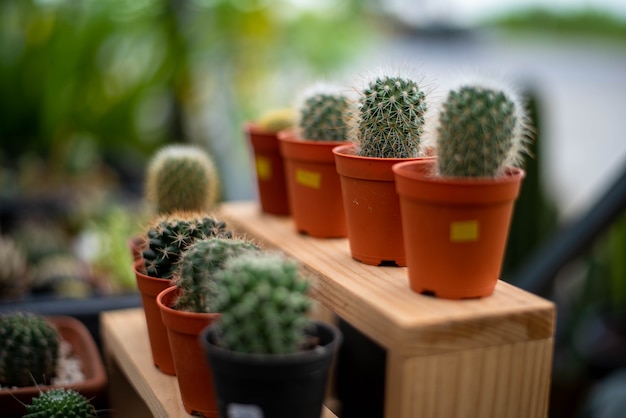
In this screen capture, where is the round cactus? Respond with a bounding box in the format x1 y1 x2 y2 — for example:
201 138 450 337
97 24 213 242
173 237 260 313
296 83 350 141
213 252 312 354
0 236 29 299
0 312 60 387
349 74 428 158
255 108 295 132
24 388 97 418
146 144 220 215
436 83 528 177
141 213 233 280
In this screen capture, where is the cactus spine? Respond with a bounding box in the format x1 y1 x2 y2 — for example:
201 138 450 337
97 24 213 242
146 145 220 215
296 83 350 141
350 75 428 158
213 252 312 354
436 83 528 177
24 388 96 418
141 213 233 280
255 108 295 132
173 237 260 313
0 313 60 387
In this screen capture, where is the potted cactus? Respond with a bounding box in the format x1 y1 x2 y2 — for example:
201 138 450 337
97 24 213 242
134 212 232 375
156 237 259 417
278 82 351 238
23 388 97 418
332 70 434 266
200 252 342 418
0 313 107 416
244 108 295 216
392 79 529 299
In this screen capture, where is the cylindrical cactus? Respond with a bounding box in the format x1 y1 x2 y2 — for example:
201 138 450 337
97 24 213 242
0 236 29 299
212 252 312 354
349 74 429 158
0 312 60 387
146 144 220 215
436 83 528 177
296 83 350 141
173 237 260 313
141 213 233 280
24 388 97 418
255 108 295 132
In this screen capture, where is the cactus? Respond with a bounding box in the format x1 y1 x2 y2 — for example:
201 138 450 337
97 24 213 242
436 83 529 178
255 108 295 132
146 144 220 215
0 236 29 299
173 237 260 313
32 254 92 298
212 252 312 354
0 312 60 387
349 74 428 158
24 388 96 418
296 83 350 141
141 213 233 280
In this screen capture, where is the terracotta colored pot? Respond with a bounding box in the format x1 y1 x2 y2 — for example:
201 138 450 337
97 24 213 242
157 286 220 418
133 259 176 375
0 316 108 416
244 123 290 215
333 144 434 266
393 159 525 299
278 130 347 238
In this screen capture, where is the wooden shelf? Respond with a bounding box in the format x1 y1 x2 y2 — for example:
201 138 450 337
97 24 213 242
218 201 556 418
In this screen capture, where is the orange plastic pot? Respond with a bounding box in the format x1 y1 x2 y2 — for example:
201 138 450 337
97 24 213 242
133 259 176 375
278 131 347 238
244 123 290 215
333 144 434 266
157 286 220 418
393 159 525 299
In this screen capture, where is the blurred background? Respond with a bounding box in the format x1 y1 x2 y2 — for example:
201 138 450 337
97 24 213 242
1 0 625 417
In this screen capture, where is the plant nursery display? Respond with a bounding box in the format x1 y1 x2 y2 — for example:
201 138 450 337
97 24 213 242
23 388 97 418
333 71 433 265
201 252 341 418
278 82 350 238
393 79 529 299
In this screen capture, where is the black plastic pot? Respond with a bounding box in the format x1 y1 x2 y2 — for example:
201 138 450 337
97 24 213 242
200 321 341 418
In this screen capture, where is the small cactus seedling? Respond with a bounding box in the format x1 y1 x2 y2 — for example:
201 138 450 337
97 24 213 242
350 74 429 158
0 312 60 387
296 83 350 141
24 388 97 418
212 252 312 354
173 237 260 313
141 213 233 280
146 145 220 215
436 83 529 178
0 236 29 299
255 108 295 132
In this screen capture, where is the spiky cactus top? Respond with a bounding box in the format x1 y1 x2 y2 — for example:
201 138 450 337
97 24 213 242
0 312 60 387
173 237 260 313
436 84 527 177
212 253 312 354
350 75 428 158
141 213 233 280
255 108 295 132
146 145 220 215
296 83 349 141
0 236 28 299
24 388 96 418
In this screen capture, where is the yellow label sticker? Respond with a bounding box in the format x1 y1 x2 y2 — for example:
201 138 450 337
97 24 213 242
450 220 479 242
296 169 321 189
256 157 271 181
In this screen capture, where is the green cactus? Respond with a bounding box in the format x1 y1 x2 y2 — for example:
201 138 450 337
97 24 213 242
0 313 60 387
350 75 428 158
141 213 233 280
436 84 528 177
212 252 312 354
146 144 220 215
32 254 91 298
296 83 350 141
24 388 97 418
255 108 295 132
173 237 260 313
0 236 29 299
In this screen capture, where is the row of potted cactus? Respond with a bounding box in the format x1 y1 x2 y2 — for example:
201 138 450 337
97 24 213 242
246 68 530 300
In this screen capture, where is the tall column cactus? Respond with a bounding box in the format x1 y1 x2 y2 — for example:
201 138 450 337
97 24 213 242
436 83 529 177
295 82 350 141
349 74 429 158
146 145 220 214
